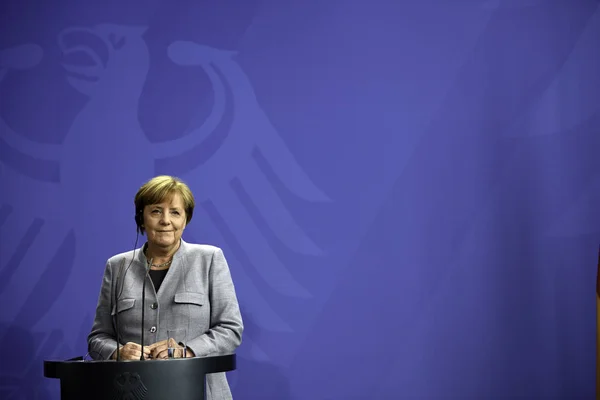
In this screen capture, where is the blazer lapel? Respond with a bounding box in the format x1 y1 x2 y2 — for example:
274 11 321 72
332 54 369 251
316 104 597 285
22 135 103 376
156 239 188 304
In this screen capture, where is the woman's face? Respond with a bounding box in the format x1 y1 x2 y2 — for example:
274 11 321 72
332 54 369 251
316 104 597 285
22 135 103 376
143 192 187 250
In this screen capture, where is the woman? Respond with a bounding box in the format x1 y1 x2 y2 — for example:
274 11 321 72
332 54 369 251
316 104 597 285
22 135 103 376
88 175 243 399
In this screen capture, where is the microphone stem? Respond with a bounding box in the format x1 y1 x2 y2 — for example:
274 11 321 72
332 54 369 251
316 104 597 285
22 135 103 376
140 258 152 360
115 258 125 362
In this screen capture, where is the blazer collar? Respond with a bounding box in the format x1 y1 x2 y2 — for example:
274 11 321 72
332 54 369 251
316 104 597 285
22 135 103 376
133 239 190 298
135 238 189 266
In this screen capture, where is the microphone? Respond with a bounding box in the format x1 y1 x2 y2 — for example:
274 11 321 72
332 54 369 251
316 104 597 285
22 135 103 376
140 258 152 360
114 258 126 361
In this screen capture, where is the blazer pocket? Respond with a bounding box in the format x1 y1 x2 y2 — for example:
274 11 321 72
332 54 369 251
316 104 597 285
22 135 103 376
111 298 135 315
174 292 204 306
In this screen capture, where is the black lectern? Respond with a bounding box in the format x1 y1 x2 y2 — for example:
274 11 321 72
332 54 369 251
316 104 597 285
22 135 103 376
44 354 236 400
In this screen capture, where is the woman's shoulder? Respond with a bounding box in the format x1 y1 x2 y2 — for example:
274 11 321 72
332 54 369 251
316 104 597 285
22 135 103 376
105 248 140 267
181 241 222 256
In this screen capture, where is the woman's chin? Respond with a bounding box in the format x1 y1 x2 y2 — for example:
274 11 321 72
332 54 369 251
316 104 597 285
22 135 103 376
150 237 176 247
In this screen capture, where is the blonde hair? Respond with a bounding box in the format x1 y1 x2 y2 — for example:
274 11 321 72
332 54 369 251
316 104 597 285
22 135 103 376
134 175 195 234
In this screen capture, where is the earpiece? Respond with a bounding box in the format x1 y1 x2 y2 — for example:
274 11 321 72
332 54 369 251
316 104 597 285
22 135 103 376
135 208 144 235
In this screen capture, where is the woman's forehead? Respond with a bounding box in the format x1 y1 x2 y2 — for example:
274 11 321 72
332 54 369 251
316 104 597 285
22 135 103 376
147 192 184 207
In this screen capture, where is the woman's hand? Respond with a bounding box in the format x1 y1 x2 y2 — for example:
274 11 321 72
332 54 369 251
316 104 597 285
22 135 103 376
148 338 194 359
111 342 150 360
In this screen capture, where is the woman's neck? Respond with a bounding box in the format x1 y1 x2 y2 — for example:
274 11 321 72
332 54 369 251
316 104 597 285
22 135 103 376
145 240 180 267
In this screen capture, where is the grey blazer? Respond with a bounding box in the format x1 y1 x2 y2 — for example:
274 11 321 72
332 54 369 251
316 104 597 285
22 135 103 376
88 239 244 400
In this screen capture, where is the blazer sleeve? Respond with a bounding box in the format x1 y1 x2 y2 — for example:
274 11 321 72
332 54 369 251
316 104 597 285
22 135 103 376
186 248 244 357
87 259 119 360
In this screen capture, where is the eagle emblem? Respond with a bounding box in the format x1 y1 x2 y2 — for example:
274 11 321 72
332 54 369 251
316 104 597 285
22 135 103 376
113 372 148 400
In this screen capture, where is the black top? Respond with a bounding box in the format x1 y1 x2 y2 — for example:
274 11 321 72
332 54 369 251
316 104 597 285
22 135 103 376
149 268 169 293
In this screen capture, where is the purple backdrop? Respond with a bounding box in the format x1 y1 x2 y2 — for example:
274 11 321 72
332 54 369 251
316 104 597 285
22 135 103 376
1 0 599 399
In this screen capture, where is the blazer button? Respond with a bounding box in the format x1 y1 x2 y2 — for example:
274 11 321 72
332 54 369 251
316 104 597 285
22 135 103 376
150 326 157 333
151 303 158 309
